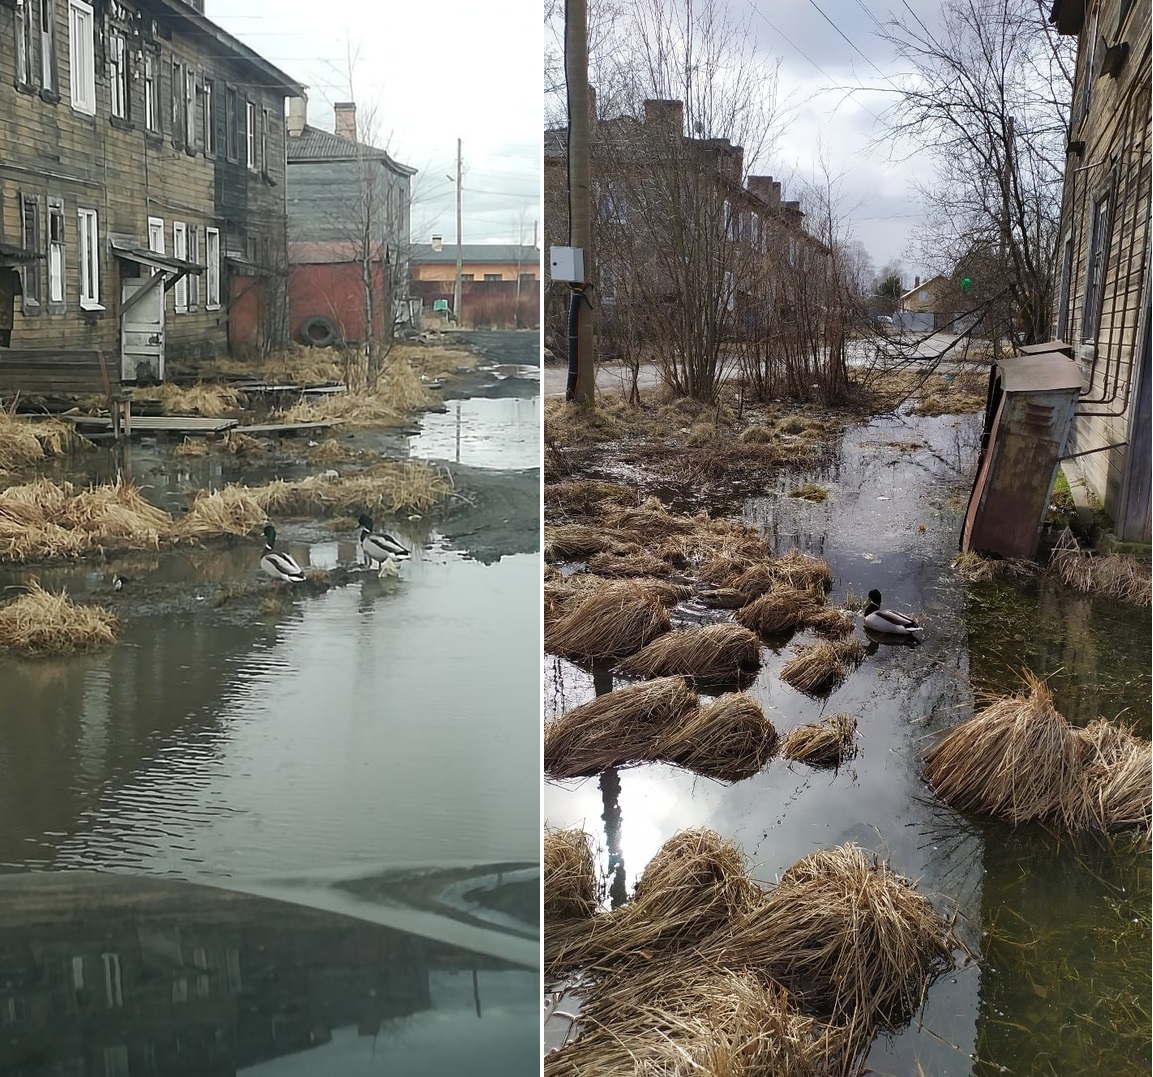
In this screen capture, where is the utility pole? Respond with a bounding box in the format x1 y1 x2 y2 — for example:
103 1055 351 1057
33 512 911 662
566 0 595 405
453 138 463 328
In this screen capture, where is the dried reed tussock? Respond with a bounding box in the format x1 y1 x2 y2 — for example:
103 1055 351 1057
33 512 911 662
805 608 856 638
773 549 834 594
280 358 434 426
738 423 777 444
176 485 268 540
780 640 859 695
0 411 84 470
617 622 763 685
698 557 747 586
544 523 612 562
149 383 243 417
923 671 1079 826
698 586 747 609
546 964 851 1077
305 437 359 465
0 580 118 655
951 550 1039 582
544 827 599 922
656 693 779 781
173 436 209 457
544 581 671 664
743 843 960 1029
586 550 669 578
737 586 820 636
1049 527 1151 605
732 563 785 602
782 714 858 768
223 432 266 457
544 479 637 520
543 677 698 780
602 499 697 540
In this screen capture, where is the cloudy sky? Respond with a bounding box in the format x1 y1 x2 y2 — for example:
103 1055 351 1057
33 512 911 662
209 0 542 248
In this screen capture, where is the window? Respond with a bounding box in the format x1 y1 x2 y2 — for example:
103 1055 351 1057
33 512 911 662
245 100 256 169
20 194 41 311
173 222 187 312
171 59 184 144
460 273 474 282
185 68 196 147
15 0 34 86
225 89 238 160
77 207 99 308
483 273 501 281
724 270 734 312
68 0 95 114
40 0 56 92
1082 190 1111 342
188 225 200 309
260 107 269 173
108 28 129 119
202 78 216 155
47 197 65 306
70 957 84 992
147 215 164 253
144 52 159 132
1075 8 1099 129
101 953 122 1009
205 227 220 308
518 272 535 284
751 214 761 250
1057 230 1074 340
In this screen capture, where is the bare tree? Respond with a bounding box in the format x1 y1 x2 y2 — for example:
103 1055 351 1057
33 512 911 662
879 0 1075 347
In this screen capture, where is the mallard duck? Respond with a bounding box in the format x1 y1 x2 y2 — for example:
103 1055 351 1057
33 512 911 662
357 514 409 578
260 524 306 584
863 589 923 636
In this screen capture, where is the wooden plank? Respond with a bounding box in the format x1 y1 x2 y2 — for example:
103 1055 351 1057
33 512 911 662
237 420 337 434
60 415 239 433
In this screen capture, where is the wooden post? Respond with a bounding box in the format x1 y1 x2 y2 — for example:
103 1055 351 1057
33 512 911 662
566 0 595 405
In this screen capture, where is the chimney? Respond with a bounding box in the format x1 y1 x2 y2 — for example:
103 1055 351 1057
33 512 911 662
286 94 307 139
333 101 357 143
431 234 443 253
746 176 781 210
914 275 921 289
643 99 684 140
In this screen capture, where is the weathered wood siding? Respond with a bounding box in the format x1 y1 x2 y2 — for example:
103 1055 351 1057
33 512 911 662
0 0 296 367
1054 0 1151 539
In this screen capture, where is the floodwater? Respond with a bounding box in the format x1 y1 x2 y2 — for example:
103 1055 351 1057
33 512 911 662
544 409 1151 1074
0 331 541 1074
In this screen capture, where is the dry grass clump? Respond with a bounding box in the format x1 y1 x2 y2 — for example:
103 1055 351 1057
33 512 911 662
698 586 747 609
657 693 779 781
601 498 698 541
1049 527 1151 605
544 676 698 779
0 410 88 471
805 608 856 638
545 581 671 663
546 965 852 1077
0 479 173 562
924 672 1152 832
586 549 670 578
782 714 859 768
545 479 637 520
780 639 863 695
175 485 267 540
173 436 210 457
616 623 763 686
147 382 243 417
741 843 960 1029
223 431 266 457
544 523 612 562
773 549 834 594
544 827 599 922
738 586 821 636
738 423 776 444
789 482 829 502
280 357 435 427
305 437 360 465
951 550 1040 582
0 580 117 655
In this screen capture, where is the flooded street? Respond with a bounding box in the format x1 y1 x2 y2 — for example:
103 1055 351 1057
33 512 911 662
544 409 1151 1074
0 332 541 1074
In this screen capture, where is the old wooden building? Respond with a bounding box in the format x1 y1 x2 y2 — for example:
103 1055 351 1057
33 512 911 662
1050 0 1151 541
0 0 303 381
285 96 416 347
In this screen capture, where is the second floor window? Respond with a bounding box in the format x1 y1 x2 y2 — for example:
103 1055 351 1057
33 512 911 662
47 197 65 306
68 0 95 114
171 59 184 143
245 101 256 169
205 227 220 308
185 68 197 147
40 0 56 93
21 195 41 310
77 207 100 309
108 29 128 119
15 0 33 85
1082 190 1112 342
226 89 238 161
173 222 188 312
144 53 159 133
203 79 216 155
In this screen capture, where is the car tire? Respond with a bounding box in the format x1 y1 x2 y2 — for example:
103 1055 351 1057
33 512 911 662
299 315 338 348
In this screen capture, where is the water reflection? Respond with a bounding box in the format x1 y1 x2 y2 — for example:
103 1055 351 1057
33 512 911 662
0 873 538 1077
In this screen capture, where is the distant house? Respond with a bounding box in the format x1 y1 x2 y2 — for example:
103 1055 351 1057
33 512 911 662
1049 0 1150 541
899 275 952 314
0 0 304 379
409 239 540 328
285 98 416 347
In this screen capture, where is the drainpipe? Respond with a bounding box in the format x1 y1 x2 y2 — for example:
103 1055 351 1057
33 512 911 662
566 287 581 400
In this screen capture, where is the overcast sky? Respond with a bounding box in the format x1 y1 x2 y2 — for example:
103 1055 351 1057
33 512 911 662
209 0 542 248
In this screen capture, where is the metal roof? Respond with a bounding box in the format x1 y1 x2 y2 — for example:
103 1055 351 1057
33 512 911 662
286 127 417 175
411 243 540 265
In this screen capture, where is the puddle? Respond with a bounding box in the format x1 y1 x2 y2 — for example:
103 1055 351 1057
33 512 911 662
409 393 540 470
544 411 1151 1073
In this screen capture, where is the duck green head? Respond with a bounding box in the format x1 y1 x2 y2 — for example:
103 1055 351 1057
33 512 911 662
357 513 374 532
262 523 277 547
867 589 882 604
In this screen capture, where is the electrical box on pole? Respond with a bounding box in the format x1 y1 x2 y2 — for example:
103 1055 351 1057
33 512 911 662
549 246 585 283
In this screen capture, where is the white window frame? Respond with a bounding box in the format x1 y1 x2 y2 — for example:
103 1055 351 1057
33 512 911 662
1082 191 1111 343
15 0 33 86
20 194 41 311
77 207 100 309
185 68 197 147
171 57 183 143
68 0 95 115
40 0 56 93
147 215 165 254
188 225 200 310
144 52 159 132
205 227 220 309
173 221 188 312
202 78 216 155
47 197 65 306
245 100 256 169
108 28 128 119
260 106 269 173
